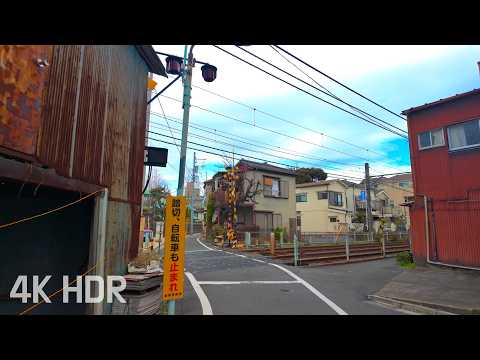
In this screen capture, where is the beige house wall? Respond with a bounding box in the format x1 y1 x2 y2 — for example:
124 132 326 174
296 181 351 233
244 170 296 233
375 181 413 229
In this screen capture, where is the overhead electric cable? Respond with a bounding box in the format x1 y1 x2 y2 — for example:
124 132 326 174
273 45 407 122
148 114 369 169
148 125 367 175
159 94 384 162
191 83 388 159
147 134 365 181
212 45 408 139
235 45 407 134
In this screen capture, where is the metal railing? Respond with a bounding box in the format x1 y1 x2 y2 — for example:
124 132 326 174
237 230 274 248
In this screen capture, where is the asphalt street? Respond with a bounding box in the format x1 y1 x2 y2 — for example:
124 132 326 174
174 234 407 315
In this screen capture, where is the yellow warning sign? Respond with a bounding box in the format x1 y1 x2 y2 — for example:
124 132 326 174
162 195 187 301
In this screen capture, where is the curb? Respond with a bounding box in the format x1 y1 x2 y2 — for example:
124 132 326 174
368 295 457 315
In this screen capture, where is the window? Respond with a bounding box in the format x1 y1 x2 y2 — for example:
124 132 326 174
404 196 414 202
263 176 289 198
329 217 338 223
399 180 411 188
317 191 328 200
296 211 301 227
447 119 480 151
328 191 343 207
296 193 307 202
418 128 445 150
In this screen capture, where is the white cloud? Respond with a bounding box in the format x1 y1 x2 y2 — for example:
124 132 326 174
147 45 475 185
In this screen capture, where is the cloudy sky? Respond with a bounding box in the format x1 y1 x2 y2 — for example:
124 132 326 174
147 45 480 193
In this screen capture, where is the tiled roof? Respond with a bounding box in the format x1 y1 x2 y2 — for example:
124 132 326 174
237 159 296 176
296 180 349 188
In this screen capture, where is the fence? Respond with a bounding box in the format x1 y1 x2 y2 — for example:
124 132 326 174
237 230 274 248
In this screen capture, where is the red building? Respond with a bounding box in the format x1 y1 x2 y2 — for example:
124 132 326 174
402 88 480 269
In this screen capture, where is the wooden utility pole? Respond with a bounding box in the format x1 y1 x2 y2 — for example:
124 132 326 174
365 163 373 242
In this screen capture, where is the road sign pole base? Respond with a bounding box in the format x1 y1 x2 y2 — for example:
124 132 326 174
167 300 175 315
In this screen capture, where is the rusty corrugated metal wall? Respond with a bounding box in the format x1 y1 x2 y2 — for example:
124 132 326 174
1 45 150 272
38 45 148 196
37 45 149 268
0 45 52 155
430 190 480 267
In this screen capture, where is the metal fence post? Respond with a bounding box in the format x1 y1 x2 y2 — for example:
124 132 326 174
293 232 299 266
270 232 275 256
345 236 350 262
245 232 251 248
280 230 284 248
382 233 386 258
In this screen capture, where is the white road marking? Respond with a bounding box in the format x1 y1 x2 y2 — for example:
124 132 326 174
186 249 212 253
197 280 301 285
269 263 348 315
194 238 347 315
185 272 213 315
251 258 266 263
196 238 223 252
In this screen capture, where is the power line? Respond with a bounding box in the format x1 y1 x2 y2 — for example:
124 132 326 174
191 83 388 159
235 45 407 135
157 94 407 173
273 45 407 122
149 113 368 170
147 135 365 181
213 45 408 139
148 124 367 175
160 93 379 163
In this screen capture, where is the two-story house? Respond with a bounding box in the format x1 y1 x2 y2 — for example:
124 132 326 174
295 180 354 233
203 159 297 236
403 87 480 268
373 174 413 230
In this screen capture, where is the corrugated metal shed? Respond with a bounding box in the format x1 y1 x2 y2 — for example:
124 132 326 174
1 45 159 269
37 45 149 204
0 45 52 155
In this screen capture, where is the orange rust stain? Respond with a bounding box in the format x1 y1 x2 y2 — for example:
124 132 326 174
0 45 52 155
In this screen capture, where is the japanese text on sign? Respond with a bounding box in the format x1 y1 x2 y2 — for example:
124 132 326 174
162 196 187 301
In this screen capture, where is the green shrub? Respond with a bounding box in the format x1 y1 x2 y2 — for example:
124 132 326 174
396 251 415 269
274 227 283 241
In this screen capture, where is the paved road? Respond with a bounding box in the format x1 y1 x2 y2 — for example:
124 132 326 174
175 234 406 315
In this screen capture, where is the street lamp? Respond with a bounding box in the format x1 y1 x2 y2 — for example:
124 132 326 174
156 46 217 316
165 56 184 75
201 64 217 82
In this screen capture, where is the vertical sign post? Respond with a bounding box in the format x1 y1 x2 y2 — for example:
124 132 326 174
162 195 187 312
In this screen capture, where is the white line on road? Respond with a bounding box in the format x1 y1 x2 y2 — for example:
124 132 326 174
197 280 301 285
186 249 213 253
251 258 266 263
196 238 223 252
194 238 347 315
269 263 348 315
185 272 213 315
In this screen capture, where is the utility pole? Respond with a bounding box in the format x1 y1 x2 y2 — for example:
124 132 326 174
190 152 197 236
177 45 194 198
167 45 194 316
365 163 373 242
